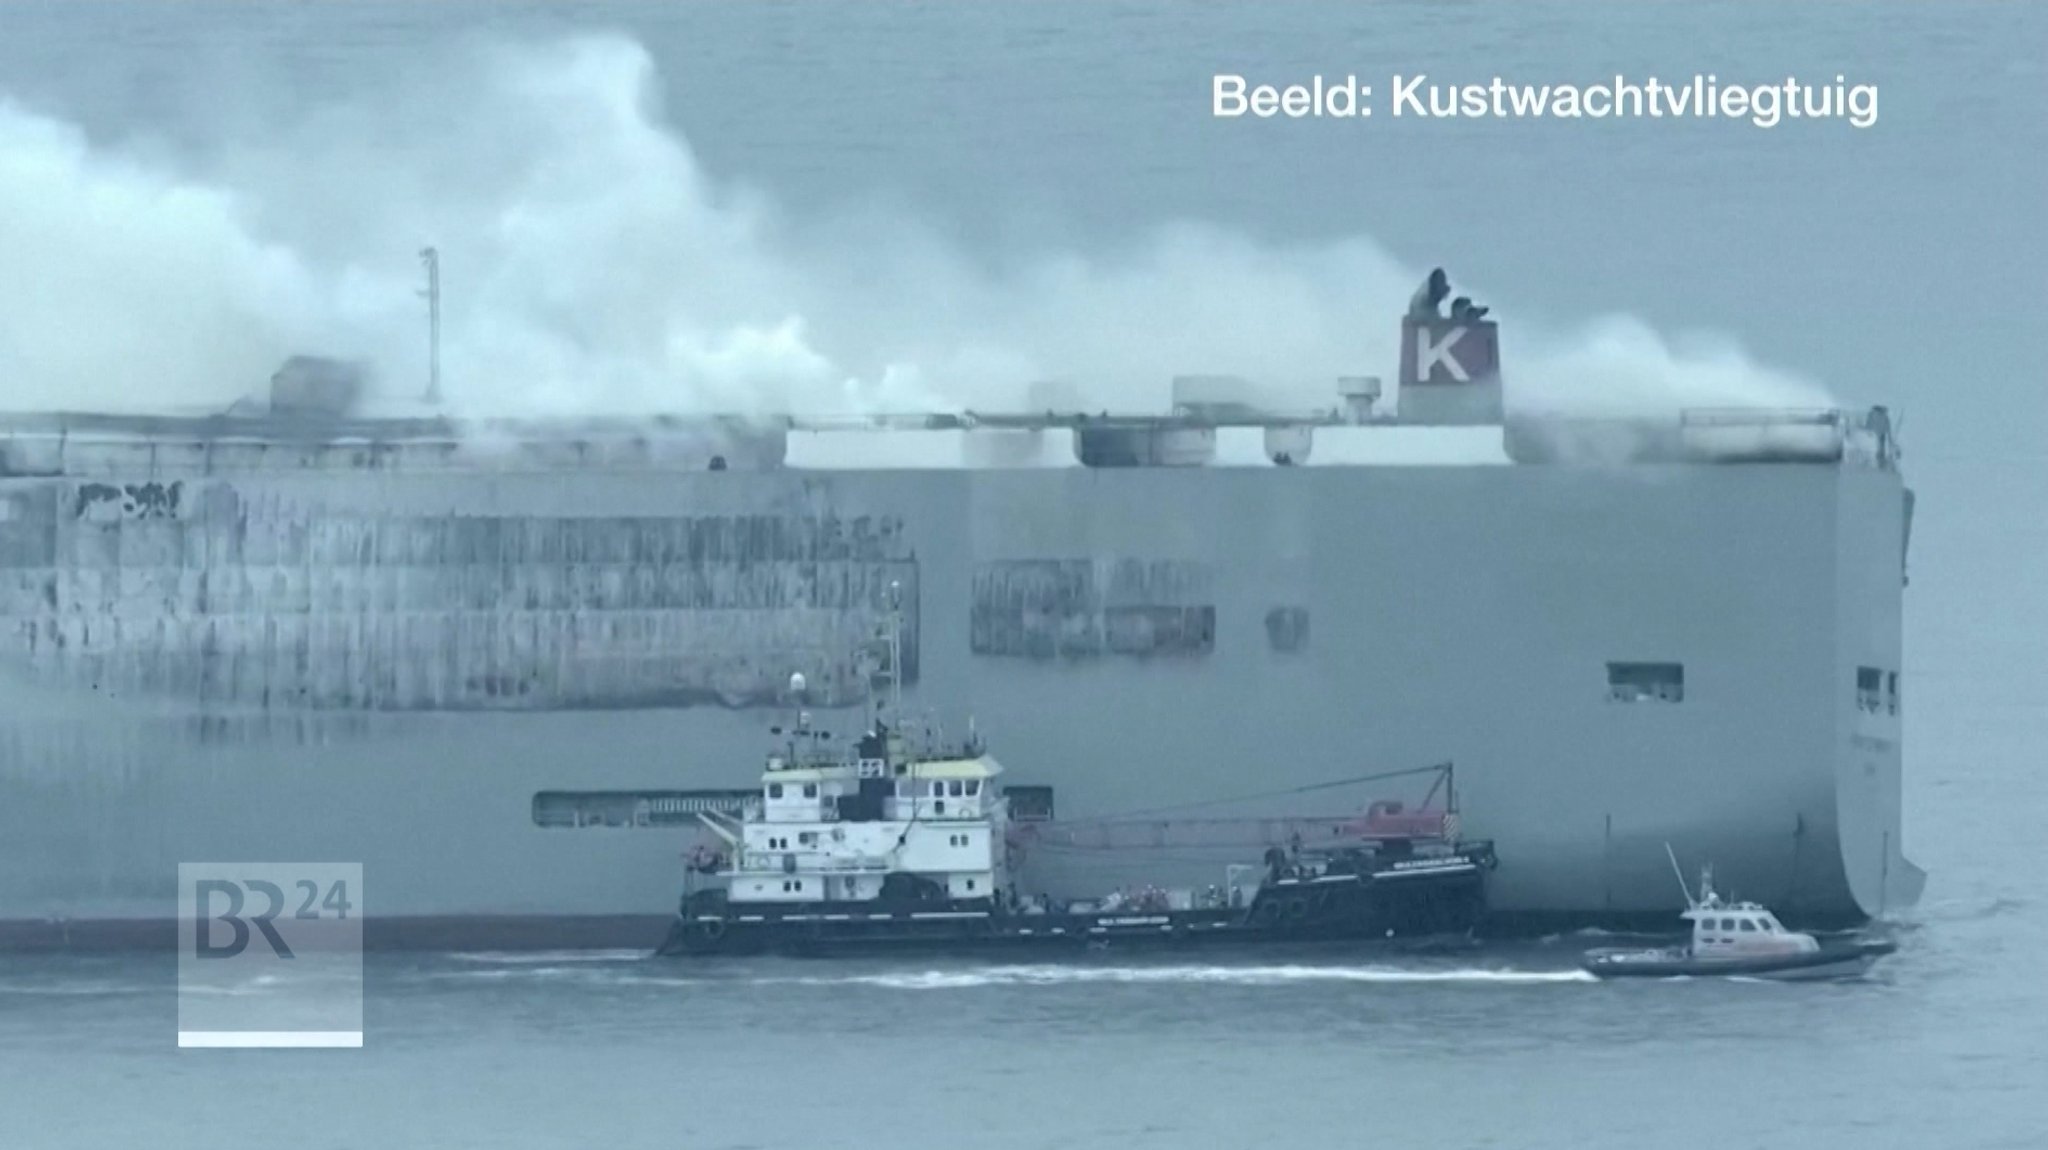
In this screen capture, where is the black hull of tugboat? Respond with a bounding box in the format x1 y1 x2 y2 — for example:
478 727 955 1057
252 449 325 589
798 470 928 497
657 847 1494 959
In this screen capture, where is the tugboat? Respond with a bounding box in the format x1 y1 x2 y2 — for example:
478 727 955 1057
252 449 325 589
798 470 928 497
655 595 1499 959
1581 848 1897 981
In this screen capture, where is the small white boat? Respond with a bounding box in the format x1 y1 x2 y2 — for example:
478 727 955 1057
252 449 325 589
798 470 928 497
1582 849 1896 981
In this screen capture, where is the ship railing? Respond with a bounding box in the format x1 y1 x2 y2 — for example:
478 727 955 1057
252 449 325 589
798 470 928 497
737 853 892 874
1678 407 1844 427
766 749 851 772
1676 406 1899 471
784 409 1350 433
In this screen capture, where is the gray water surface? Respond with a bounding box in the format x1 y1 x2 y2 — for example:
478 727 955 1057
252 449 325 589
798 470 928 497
2 912 2038 1150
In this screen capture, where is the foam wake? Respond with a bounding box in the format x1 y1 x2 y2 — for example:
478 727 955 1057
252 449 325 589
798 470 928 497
759 963 1597 989
447 949 648 965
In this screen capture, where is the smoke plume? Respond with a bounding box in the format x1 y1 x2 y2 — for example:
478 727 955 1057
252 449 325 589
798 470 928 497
0 33 1832 420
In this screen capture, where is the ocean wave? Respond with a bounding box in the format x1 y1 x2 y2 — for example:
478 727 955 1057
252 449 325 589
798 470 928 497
446 949 646 965
1538 927 1657 944
412 960 1595 990
0 979 155 997
417 966 593 982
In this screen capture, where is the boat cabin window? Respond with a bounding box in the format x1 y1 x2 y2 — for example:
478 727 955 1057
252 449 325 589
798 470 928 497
947 781 963 797
768 784 784 799
1739 919 1757 932
930 782 944 797
802 783 818 798
1720 918 1736 931
966 780 981 796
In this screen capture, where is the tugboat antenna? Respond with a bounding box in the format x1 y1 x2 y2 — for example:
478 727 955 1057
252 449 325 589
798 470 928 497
885 581 904 719
1665 843 1697 908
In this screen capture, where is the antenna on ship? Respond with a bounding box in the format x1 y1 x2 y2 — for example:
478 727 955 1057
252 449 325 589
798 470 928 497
885 580 904 718
419 246 442 405
1665 843 1698 909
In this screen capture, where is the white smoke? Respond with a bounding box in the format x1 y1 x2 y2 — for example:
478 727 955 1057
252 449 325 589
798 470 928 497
1511 316 1833 416
0 33 1830 420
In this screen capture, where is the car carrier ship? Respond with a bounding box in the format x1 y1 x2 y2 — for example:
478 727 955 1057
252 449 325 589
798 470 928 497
0 271 1923 950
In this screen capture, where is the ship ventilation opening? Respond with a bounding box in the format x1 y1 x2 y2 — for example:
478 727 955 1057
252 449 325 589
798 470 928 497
1074 426 1216 467
1003 785 1055 822
1606 662 1684 703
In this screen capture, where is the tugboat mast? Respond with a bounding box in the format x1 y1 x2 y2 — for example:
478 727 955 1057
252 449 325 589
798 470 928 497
884 579 904 720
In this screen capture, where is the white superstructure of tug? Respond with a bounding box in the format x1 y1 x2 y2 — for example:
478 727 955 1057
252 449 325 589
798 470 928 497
692 603 1013 910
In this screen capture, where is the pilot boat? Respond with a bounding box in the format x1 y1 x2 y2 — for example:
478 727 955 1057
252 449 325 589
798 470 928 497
1581 850 1896 980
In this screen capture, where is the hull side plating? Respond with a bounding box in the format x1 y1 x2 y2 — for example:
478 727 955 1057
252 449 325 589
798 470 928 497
0 459 1916 944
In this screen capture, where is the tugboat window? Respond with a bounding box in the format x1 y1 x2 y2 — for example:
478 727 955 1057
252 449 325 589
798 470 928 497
768 784 784 799
802 783 818 798
966 780 981 796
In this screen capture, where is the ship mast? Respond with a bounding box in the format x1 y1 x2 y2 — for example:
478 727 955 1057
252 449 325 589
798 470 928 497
1665 843 1699 908
885 580 904 719
419 246 441 405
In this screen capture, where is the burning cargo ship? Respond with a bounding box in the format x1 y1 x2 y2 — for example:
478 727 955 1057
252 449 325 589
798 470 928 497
0 274 1923 949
